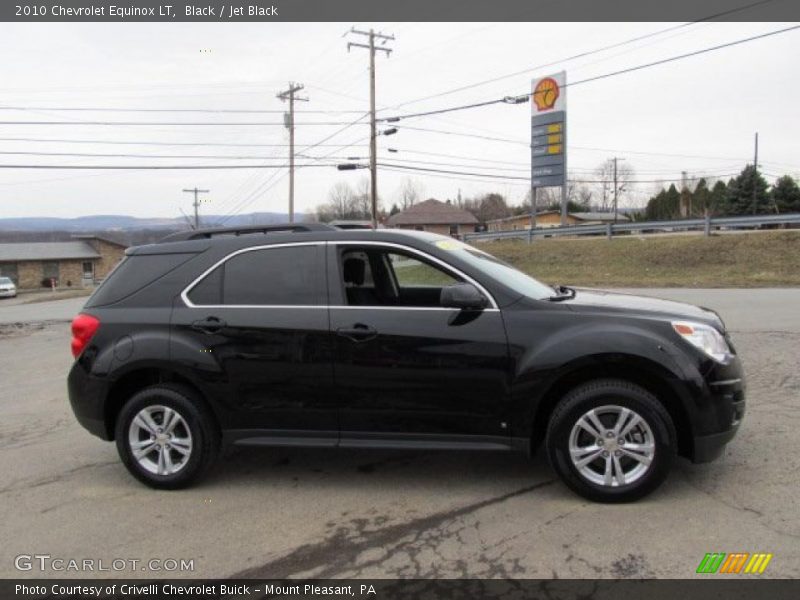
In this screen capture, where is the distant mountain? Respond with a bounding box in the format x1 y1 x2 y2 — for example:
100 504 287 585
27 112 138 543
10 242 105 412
0 212 307 232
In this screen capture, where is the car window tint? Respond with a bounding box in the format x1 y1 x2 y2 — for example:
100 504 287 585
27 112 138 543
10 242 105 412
214 246 322 306
388 252 459 288
187 264 223 305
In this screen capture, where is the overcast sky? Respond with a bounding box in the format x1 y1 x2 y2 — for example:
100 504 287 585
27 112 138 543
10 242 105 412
0 21 798 220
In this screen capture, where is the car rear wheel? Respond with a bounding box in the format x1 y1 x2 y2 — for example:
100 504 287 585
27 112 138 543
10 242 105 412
115 384 219 489
545 379 676 503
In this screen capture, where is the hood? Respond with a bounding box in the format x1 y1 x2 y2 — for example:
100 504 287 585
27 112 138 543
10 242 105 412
562 288 725 331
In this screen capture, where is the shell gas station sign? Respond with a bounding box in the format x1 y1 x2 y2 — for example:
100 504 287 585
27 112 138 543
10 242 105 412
531 71 566 188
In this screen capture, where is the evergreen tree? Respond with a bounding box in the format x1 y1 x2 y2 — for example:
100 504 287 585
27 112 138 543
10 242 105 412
724 165 770 215
709 180 728 216
770 176 800 213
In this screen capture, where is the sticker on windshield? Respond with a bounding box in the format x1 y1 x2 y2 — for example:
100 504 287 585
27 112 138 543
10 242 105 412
434 240 463 251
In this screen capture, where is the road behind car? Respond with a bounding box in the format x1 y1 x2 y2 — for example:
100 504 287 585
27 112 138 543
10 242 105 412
1 289 798 578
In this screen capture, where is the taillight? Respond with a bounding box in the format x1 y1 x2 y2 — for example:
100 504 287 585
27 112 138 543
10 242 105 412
71 313 100 358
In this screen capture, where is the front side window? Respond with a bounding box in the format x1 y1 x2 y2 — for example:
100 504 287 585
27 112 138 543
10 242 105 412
188 245 323 306
430 238 553 300
340 246 464 308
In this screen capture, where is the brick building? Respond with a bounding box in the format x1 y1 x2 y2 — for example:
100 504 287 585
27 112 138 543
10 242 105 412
386 199 479 236
0 235 127 290
486 210 629 231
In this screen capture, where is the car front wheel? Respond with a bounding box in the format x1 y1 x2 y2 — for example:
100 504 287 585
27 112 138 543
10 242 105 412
115 384 219 489
546 379 677 502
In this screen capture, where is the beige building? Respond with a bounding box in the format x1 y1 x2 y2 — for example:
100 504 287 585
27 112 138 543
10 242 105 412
386 199 479 236
0 235 127 290
486 210 629 232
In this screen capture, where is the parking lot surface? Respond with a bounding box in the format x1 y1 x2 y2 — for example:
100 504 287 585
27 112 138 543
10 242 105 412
1 289 798 579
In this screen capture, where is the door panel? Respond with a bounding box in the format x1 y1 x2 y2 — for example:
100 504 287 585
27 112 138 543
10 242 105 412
328 243 512 439
331 308 510 437
170 243 336 436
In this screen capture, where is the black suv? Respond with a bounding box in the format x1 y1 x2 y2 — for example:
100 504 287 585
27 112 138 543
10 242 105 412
67 224 745 502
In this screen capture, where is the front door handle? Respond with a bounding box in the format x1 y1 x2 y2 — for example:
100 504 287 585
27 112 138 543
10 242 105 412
336 323 378 343
191 316 226 334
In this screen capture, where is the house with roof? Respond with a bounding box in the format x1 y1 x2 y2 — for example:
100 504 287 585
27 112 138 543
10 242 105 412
0 235 127 289
386 199 479 236
486 210 630 231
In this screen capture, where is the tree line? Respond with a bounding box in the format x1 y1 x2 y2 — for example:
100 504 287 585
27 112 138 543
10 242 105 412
643 165 800 221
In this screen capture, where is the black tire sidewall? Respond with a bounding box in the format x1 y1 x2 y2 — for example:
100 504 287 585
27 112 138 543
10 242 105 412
546 381 676 503
115 385 216 489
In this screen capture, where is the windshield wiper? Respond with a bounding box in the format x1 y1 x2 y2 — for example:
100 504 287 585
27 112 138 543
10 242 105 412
547 285 576 301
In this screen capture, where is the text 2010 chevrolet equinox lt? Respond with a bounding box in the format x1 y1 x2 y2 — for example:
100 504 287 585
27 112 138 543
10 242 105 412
67 224 745 502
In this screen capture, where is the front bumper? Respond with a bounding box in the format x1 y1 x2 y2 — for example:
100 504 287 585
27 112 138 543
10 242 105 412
0 289 16 297
690 369 746 463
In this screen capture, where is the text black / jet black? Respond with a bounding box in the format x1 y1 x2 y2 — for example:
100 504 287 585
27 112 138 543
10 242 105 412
67 224 745 502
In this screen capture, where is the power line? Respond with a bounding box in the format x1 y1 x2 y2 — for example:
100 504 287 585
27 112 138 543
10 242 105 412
377 162 740 184
0 150 330 160
0 120 366 126
382 0 779 111
0 164 338 170
378 24 800 123
0 106 363 114
0 137 352 148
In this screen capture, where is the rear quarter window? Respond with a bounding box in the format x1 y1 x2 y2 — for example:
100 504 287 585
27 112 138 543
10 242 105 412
85 253 197 307
187 245 324 306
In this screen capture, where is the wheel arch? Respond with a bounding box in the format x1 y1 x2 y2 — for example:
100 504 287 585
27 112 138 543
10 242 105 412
104 365 220 441
527 354 694 459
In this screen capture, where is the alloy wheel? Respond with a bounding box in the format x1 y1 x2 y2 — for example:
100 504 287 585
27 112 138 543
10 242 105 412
127 405 193 476
568 404 655 487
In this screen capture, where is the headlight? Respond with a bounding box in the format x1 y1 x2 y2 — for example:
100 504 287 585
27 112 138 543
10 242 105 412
672 321 732 363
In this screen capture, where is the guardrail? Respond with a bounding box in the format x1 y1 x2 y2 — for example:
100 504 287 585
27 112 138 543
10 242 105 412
462 212 800 243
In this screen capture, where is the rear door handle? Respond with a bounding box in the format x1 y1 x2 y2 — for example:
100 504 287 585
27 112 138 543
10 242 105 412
336 323 378 343
191 316 226 334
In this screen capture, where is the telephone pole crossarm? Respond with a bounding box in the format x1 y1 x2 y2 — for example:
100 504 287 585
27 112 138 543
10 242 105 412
277 82 309 223
182 187 209 230
345 28 395 229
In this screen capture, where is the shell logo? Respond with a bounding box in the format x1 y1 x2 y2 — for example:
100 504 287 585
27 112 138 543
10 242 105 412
533 77 560 111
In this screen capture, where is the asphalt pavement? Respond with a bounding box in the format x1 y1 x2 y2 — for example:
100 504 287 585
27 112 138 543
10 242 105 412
1 289 798 579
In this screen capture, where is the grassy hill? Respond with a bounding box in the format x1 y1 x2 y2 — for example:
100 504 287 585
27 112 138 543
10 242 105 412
479 231 800 287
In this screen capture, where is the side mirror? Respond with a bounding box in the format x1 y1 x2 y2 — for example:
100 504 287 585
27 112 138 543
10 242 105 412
440 283 488 310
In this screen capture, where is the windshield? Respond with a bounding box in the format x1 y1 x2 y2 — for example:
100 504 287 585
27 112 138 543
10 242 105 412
0 277 13 285
430 238 554 300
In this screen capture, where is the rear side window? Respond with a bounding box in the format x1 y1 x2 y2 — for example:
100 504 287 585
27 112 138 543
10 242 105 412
86 253 196 307
187 245 324 306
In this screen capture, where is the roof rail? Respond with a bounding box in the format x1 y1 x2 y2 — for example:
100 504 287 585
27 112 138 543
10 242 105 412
159 222 336 243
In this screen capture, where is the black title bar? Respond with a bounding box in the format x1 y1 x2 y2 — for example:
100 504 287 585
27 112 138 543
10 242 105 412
3 0 799 22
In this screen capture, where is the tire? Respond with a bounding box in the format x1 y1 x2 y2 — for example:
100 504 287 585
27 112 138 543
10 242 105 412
115 383 219 489
545 379 676 503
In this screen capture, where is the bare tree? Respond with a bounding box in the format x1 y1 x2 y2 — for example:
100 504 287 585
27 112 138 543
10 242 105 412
591 159 636 211
396 177 424 210
353 176 372 218
315 181 357 222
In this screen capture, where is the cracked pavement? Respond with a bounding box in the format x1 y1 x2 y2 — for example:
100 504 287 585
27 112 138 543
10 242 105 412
1 289 798 579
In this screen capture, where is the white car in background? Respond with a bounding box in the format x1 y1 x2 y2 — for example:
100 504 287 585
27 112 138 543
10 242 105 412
0 276 17 298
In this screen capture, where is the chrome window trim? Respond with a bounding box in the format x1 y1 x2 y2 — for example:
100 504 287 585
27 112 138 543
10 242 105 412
180 239 499 311
181 241 325 308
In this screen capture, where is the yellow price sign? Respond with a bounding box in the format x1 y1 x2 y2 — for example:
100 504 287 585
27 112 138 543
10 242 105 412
547 144 563 155
547 123 562 133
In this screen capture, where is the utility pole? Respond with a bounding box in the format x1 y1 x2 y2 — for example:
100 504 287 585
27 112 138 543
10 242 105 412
612 157 625 224
277 82 308 223
183 187 209 229
752 132 759 214
347 28 394 229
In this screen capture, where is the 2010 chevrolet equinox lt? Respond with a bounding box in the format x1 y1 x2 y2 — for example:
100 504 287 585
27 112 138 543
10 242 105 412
67 224 745 502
